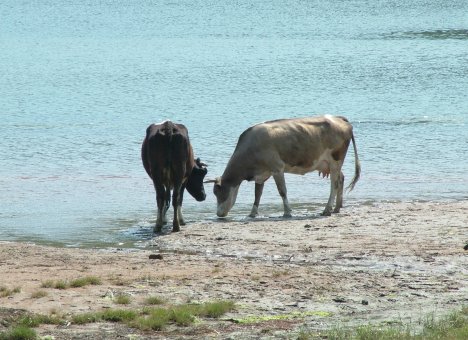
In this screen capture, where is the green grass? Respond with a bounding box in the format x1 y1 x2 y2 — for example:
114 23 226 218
70 276 102 288
0 326 37 340
18 314 64 327
100 309 138 322
144 295 165 305
132 308 170 331
71 309 138 324
114 295 131 305
40 276 102 290
299 306 468 340
71 312 102 325
199 300 236 318
71 300 236 330
0 300 235 335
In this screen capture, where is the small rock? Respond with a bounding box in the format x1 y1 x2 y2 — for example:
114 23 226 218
149 254 163 260
332 297 346 303
361 300 369 305
103 290 114 300
464 243 468 250
304 224 312 229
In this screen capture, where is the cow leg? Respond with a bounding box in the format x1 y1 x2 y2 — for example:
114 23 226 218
171 184 182 232
162 186 171 224
177 186 187 226
249 182 264 218
322 167 340 216
273 173 292 217
333 171 345 213
154 183 166 232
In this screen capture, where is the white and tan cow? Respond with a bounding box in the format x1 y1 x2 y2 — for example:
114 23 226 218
209 115 360 218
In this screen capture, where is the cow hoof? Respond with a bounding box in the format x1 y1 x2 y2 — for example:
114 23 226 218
172 226 180 232
321 210 332 217
283 212 292 218
248 213 257 218
154 225 163 233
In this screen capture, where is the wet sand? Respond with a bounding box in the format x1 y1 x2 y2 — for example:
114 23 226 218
0 200 467 339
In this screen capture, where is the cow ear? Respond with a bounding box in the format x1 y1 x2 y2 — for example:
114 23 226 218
196 158 207 168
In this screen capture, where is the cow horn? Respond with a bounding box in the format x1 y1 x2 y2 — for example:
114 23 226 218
204 177 221 185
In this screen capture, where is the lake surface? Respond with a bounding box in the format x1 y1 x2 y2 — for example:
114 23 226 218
1 0 467 247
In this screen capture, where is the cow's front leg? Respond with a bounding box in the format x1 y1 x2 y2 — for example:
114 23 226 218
249 182 264 218
273 173 292 217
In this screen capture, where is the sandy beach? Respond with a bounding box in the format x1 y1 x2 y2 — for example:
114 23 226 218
1 200 467 339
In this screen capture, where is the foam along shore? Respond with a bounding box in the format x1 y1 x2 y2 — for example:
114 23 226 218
0 200 466 338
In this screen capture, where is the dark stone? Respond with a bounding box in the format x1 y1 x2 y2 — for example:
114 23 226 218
149 254 163 260
361 300 369 305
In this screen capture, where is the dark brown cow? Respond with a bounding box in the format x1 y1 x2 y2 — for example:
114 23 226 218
209 115 360 218
141 121 207 232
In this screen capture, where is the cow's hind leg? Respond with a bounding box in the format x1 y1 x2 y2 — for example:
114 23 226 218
154 184 166 232
162 187 170 224
273 173 292 217
177 186 187 226
333 171 345 213
171 184 182 232
249 182 265 218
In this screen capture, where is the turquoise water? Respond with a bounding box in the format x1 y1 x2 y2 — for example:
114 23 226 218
1 1 467 247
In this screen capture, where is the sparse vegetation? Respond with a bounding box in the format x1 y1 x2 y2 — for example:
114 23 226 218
0 286 21 298
298 306 468 340
40 280 54 288
271 269 290 278
30 290 48 299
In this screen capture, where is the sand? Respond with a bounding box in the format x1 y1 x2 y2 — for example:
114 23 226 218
0 200 467 339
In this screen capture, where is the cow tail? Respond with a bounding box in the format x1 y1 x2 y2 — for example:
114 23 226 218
346 132 361 192
163 121 174 167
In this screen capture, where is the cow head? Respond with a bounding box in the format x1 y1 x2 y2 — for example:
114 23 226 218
186 158 208 202
211 177 240 217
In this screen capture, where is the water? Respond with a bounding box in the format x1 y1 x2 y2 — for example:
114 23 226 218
1 0 467 248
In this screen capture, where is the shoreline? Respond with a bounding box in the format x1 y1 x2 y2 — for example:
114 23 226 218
2 197 467 250
1 200 467 338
